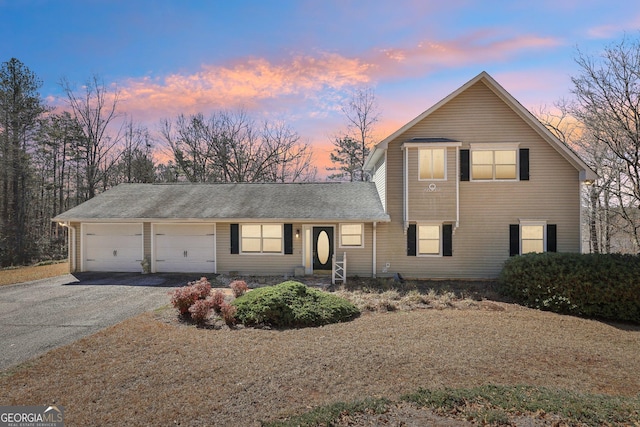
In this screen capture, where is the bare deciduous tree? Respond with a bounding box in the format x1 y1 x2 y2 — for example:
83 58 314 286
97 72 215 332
328 87 380 181
110 120 155 184
160 110 315 183
60 74 122 200
569 36 640 252
259 120 316 182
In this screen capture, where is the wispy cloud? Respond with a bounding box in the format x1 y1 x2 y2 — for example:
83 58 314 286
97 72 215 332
586 13 640 39
117 29 562 124
119 53 373 122
370 31 562 79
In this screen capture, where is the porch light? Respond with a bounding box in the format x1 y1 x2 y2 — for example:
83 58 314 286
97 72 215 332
296 229 300 238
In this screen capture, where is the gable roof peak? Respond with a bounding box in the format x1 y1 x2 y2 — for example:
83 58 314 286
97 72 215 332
364 71 596 181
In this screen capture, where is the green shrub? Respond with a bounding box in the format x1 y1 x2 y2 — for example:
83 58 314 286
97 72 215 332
498 253 640 323
232 281 360 328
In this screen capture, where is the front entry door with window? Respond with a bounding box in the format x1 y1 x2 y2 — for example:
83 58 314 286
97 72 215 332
312 227 334 270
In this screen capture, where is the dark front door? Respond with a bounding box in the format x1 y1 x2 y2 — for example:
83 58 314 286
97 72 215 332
312 227 334 271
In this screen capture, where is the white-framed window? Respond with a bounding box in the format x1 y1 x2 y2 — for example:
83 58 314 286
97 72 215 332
418 224 441 256
471 149 517 180
419 148 446 180
241 224 283 254
339 223 364 248
521 221 545 254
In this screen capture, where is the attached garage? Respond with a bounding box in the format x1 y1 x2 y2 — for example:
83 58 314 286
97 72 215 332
153 224 216 273
82 223 143 272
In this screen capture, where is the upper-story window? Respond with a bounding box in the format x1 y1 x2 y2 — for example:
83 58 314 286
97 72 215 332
419 148 446 180
471 150 517 180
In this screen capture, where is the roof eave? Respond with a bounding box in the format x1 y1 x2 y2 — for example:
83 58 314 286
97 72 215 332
479 73 598 182
364 146 385 171
368 70 597 182
52 216 392 223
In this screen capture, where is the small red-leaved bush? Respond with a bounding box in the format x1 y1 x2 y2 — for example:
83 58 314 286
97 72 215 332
191 277 212 299
170 277 212 315
209 290 226 313
220 302 237 326
230 280 249 297
188 299 212 324
170 286 199 315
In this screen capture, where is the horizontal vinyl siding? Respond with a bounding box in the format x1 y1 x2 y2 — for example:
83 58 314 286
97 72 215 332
407 146 457 221
71 220 377 276
337 222 373 277
216 222 375 277
378 80 582 279
143 222 151 261
372 157 387 212
71 222 81 272
216 222 303 275
386 138 405 229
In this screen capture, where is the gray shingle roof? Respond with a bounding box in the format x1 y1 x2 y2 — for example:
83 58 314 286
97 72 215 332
53 182 390 222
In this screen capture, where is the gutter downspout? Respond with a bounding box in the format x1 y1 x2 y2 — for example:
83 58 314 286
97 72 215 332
70 225 76 272
57 221 75 273
403 146 408 232
455 147 460 230
372 222 377 278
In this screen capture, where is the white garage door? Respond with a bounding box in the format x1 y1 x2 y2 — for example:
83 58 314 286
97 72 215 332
154 224 216 273
83 223 143 272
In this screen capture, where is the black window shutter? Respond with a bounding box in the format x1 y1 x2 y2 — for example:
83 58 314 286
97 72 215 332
460 149 470 181
230 224 239 254
442 224 453 257
509 224 520 256
284 224 293 254
407 224 417 256
519 148 530 181
547 224 557 252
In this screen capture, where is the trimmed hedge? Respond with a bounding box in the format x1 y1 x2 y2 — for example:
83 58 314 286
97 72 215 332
498 252 640 323
232 281 360 328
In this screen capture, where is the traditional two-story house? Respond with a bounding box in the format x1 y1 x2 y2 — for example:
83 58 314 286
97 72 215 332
365 71 596 278
53 71 596 279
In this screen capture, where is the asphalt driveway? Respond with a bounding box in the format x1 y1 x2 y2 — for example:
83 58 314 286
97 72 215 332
0 272 203 371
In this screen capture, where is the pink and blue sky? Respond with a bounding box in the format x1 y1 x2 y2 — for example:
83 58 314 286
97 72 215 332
2 0 639 172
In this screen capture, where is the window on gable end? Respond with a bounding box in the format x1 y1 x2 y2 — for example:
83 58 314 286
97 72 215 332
419 148 446 180
471 149 517 180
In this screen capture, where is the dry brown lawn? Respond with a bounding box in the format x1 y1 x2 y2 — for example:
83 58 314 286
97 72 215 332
0 298 638 426
0 261 69 286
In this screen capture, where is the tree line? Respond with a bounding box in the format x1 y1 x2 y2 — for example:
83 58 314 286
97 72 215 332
0 59 325 267
2 35 640 267
537 35 640 254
